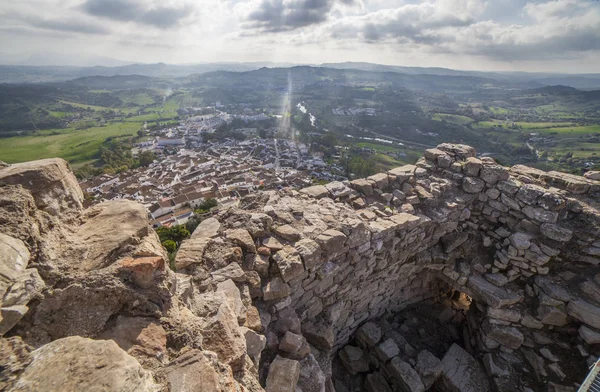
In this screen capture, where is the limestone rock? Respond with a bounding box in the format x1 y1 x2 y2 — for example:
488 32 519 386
175 237 211 270
99 315 167 358
579 325 600 344
315 229 347 256
294 238 322 271
462 177 484 193
540 223 573 242
439 343 491 392
241 326 266 364
467 275 522 308
485 325 524 349
263 277 291 301
300 185 330 199
375 338 400 362
273 224 301 242
387 357 425 392
225 228 256 253
415 350 442 389
297 354 327 392
568 299 600 330
356 321 382 348
164 349 220 392
2 268 45 308
10 336 157 392
191 217 221 239
441 232 469 253
340 345 369 374
365 372 392 392
266 355 300 392
0 305 29 336
272 245 305 282
0 158 83 215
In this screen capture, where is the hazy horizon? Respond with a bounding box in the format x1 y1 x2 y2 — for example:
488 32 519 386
1 0 600 73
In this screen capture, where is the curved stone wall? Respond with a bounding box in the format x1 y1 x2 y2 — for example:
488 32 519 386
1 145 599 392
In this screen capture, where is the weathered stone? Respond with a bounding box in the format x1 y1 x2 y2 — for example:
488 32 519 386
211 262 246 283
240 326 266 364
482 353 508 377
462 157 483 177
540 223 573 242
538 304 568 326
441 232 469 253
387 357 425 392
365 372 392 392
11 336 157 392
368 172 389 189
462 177 485 193
535 276 571 302
415 350 442 389
294 238 322 270
467 275 522 308
165 350 220 392
579 325 600 344
297 354 327 392
325 181 353 198
273 225 301 242
0 305 28 336
2 268 45 307
315 229 346 256
509 232 531 250
480 164 509 185
99 315 167 358
522 205 558 223
266 355 300 392
191 217 221 239
300 185 330 199
273 245 304 282
279 331 304 354
484 273 508 287
387 165 416 182
486 324 524 349
339 345 369 374
375 338 400 362
568 299 600 329
302 319 334 350
225 228 256 253
356 321 382 348
263 277 291 301
350 178 374 196
439 344 491 392
175 237 211 270
0 158 83 215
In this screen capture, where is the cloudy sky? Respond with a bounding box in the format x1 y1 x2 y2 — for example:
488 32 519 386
1 0 599 72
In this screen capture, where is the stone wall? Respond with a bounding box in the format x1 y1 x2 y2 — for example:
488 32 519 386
1 145 599 392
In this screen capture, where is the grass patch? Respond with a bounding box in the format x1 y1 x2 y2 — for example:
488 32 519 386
432 113 473 125
0 121 143 164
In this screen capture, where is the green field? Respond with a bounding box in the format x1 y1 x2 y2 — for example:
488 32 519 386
0 121 142 163
432 113 474 125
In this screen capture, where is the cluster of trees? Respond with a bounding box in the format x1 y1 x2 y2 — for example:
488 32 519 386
75 136 157 179
156 225 190 254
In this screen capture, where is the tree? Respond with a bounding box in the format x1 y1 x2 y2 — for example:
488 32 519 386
138 150 156 167
162 240 177 253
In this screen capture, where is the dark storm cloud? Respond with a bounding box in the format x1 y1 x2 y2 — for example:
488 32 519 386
245 0 356 32
81 0 192 29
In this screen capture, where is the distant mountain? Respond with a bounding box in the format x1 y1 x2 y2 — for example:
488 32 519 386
320 62 600 89
0 51 133 67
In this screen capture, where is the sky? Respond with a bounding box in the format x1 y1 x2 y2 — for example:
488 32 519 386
1 0 600 72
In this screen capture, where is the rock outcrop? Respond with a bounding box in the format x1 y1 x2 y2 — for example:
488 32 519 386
1 145 599 391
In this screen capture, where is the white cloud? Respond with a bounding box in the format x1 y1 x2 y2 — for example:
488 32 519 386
0 0 599 72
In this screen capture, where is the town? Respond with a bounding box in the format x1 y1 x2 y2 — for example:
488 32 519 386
79 110 346 228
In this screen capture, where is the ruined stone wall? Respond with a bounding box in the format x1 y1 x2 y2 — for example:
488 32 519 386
1 145 599 392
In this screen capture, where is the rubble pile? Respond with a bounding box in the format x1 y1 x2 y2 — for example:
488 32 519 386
0 144 599 391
